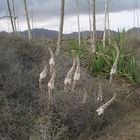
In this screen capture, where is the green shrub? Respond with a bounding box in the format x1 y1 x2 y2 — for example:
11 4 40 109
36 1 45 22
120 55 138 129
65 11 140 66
67 40 137 83
117 28 127 47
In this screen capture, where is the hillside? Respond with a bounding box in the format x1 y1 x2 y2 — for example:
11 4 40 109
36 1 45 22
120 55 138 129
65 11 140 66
0 28 118 39
0 34 140 140
0 27 138 40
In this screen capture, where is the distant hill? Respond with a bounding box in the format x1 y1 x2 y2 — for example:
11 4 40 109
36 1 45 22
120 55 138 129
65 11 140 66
1 27 140 40
0 31 8 36
19 28 118 40
21 28 59 39
126 27 140 40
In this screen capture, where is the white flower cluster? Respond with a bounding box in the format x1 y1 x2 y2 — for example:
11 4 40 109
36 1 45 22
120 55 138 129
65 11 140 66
97 83 103 102
48 72 55 90
64 54 80 91
96 93 116 116
39 66 47 92
39 66 47 82
38 47 55 98
48 48 55 93
64 56 76 86
49 58 55 66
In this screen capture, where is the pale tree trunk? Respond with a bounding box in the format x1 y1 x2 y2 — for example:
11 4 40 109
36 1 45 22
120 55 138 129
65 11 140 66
133 7 136 27
23 0 32 40
31 11 34 30
103 0 107 48
30 11 35 39
87 0 93 49
56 0 65 55
70 0 81 91
92 0 96 53
135 2 140 39
107 0 111 44
137 10 140 39
7 0 15 33
12 0 17 32
76 0 81 47
16 16 20 32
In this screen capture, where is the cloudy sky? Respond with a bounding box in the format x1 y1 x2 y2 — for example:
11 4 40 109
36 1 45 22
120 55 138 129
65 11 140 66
0 0 140 33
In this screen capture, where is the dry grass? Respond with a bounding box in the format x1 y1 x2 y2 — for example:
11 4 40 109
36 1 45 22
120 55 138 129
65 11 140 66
0 34 140 140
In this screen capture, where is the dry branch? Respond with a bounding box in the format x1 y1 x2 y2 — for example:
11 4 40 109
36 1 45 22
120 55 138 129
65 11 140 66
110 44 120 84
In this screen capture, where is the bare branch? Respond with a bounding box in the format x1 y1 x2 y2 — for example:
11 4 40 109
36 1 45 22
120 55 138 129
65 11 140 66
110 43 120 84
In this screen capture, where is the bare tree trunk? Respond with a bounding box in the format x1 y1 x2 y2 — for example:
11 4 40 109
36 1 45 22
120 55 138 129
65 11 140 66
7 0 15 33
16 16 20 32
134 9 136 27
135 1 140 39
12 0 17 32
23 0 32 40
92 0 96 53
76 0 81 47
103 0 107 48
56 0 65 55
107 0 111 44
87 0 93 49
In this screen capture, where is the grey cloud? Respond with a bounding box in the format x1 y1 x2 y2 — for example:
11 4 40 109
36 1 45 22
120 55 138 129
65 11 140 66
0 0 140 21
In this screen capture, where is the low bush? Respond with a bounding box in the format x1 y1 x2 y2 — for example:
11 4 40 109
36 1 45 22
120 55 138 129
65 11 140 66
0 35 138 140
66 39 137 83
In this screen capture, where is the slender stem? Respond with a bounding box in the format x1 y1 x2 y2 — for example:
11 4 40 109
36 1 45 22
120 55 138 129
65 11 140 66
76 0 81 48
103 0 107 48
12 0 17 32
87 0 93 48
92 0 96 52
7 0 15 33
23 0 32 40
107 0 111 44
56 0 65 55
